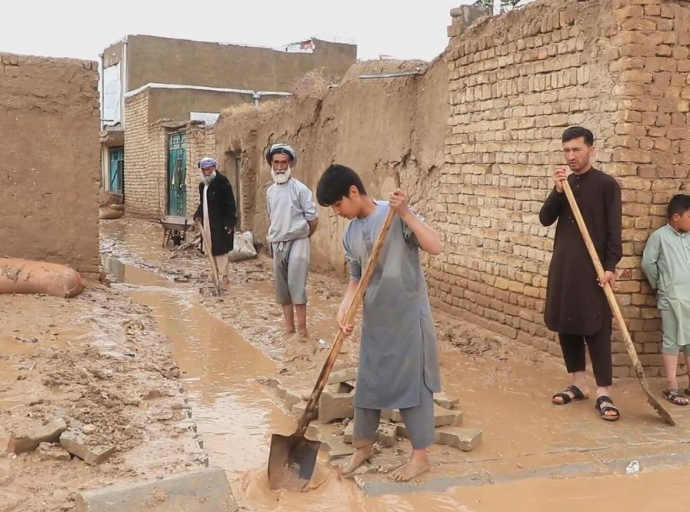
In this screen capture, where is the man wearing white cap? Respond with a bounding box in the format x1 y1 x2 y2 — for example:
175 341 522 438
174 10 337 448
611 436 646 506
193 157 237 286
266 144 319 342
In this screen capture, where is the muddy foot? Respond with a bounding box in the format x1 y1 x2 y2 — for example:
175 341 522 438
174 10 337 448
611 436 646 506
390 459 430 482
287 331 309 343
341 445 374 476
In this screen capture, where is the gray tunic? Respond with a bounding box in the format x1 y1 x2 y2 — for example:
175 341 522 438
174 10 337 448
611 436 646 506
343 201 442 410
266 178 318 243
641 224 690 347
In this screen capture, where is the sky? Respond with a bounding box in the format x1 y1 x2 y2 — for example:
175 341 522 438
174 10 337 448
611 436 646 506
0 0 511 63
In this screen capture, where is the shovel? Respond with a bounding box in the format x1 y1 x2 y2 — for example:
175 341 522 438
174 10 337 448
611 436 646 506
195 220 222 296
562 180 675 426
267 208 397 490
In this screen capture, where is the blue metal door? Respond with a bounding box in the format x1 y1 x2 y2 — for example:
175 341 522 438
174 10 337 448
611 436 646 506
109 146 124 194
167 133 187 216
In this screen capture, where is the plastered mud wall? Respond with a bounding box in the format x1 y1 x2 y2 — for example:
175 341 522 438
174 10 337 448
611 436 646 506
0 53 100 276
214 58 449 274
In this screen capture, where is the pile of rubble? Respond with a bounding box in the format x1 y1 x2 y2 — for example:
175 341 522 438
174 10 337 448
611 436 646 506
264 367 482 463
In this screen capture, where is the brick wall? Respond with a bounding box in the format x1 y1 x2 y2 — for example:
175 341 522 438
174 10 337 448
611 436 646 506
0 53 100 276
124 91 168 217
437 0 690 376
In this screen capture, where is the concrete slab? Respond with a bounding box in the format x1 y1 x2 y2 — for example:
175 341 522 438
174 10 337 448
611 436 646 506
60 429 115 465
318 389 355 423
433 392 460 410
6 418 67 454
327 368 357 385
75 467 237 512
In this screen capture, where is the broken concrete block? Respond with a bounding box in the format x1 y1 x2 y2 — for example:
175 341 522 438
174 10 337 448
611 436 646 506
60 429 115 465
305 424 321 441
320 435 356 460
436 427 482 452
7 418 68 454
434 405 463 427
344 422 354 444
327 368 357 385
291 401 307 417
395 424 441 444
377 423 397 448
37 442 71 461
318 390 354 423
76 467 237 512
433 392 460 410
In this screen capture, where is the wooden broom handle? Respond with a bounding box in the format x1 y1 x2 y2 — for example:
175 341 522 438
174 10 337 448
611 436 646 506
195 220 222 295
296 208 397 435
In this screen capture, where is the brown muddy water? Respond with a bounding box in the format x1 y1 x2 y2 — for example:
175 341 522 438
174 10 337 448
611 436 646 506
102 257 369 511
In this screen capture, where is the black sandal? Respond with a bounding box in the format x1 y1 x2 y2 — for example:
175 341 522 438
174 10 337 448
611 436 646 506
552 385 587 405
595 395 620 421
663 389 689 406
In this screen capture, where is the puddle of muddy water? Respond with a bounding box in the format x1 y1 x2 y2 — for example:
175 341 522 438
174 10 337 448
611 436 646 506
104 257 364 511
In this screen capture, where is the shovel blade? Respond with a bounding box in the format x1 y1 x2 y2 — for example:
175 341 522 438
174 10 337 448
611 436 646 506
267 433 321 491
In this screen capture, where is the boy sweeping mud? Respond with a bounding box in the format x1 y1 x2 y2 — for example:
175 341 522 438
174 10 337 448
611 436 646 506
316 164 443 482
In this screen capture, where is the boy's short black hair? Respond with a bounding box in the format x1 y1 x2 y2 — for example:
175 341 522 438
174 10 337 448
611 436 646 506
668 194 690 218
316 164 367 207
562 126 594 147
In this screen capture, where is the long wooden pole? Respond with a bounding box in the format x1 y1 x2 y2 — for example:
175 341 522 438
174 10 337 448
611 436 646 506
562 179 674 425
195 220 222 296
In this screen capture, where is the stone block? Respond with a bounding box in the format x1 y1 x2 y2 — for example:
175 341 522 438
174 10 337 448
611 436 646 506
436 427 483 452
377 423 397 448
60 429 115 465
344 422 354 444
318 390 354 423
75 467 237 512
291 401 307 417
37 442 71 461
7 418 68 454
327 368 357 385
434 405 464 427
433 392 460 410
320 435 356 460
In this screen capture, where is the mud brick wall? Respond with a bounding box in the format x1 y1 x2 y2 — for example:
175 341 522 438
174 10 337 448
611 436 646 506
124 91 168 217
0 53 100 276
439 0 690 376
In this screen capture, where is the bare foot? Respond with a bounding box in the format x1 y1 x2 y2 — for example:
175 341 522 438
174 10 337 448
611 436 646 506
390 458 430 482
297 329 309 343
285 327 296 335
341 445 373 476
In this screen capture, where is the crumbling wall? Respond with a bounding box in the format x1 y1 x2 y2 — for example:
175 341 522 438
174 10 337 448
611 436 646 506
0 53 100 276
441 0 690 376
214 57 450 273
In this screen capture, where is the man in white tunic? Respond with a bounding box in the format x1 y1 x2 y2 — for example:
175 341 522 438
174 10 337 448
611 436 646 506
266 144 319 342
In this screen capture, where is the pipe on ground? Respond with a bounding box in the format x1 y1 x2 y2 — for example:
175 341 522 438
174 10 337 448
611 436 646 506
0 258 85 298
